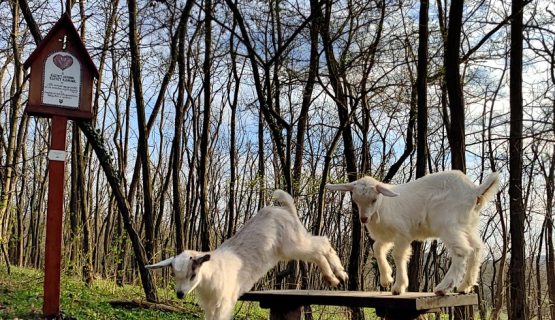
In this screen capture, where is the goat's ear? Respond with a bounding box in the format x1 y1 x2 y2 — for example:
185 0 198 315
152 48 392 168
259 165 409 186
325 182 355 192
376 184 399 197
145 257 174 269
192 254 211 268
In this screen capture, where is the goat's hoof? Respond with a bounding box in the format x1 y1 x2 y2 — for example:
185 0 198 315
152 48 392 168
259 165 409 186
391 284 405 295
324 275 340 287
434 280 454 296
380 275 393 288
456 285 473 294
391 287 405 295
434 289 447 296
336 271 349 283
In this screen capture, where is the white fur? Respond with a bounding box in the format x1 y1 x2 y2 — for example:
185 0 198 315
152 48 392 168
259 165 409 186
146 189 348 320
326 170 499 295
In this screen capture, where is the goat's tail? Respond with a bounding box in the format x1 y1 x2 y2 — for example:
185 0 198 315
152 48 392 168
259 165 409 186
272 189 297 216
475 172 500 210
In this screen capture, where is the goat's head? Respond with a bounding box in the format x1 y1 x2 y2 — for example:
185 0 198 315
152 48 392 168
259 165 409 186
326 176 399 224
146 250 211 299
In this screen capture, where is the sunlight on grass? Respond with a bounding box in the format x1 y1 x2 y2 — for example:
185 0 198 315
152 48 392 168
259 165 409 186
0 266 388 319
0 266 232 319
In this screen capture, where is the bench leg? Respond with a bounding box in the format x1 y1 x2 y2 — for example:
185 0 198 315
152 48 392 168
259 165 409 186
376 308 423 320
269 305 302 320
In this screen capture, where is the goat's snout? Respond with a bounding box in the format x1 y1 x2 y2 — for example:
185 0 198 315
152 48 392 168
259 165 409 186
176 291 185 299
360 216 368 224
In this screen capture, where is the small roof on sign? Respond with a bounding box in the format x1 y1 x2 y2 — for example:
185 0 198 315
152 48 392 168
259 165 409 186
23 13 99 78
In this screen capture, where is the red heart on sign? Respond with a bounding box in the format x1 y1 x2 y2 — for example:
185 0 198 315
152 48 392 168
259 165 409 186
53 54 74 71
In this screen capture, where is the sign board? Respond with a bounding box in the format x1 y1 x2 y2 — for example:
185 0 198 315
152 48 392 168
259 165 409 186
24 13 98 120
43 52 82 108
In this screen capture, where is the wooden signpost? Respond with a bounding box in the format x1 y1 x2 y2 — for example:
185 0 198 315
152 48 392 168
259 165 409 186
23 13 98 319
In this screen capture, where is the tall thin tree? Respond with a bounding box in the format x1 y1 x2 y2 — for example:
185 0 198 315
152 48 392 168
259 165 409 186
0 0 25 272
317 0 363 317
408 0 429 292
509 0 527 318
227 16 241 239
199 0 213 251
127 0 156 261
171 7 192 255
445 0 466 172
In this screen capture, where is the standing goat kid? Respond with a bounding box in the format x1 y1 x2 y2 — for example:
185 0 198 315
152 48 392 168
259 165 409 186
146 189 348 320
326 170 499 296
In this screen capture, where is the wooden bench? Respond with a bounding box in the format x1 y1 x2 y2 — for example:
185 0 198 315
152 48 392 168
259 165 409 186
240 290 478 320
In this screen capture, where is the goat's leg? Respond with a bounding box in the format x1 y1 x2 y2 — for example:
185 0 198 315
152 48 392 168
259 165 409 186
283 236 340 287
457 231 483 294
373 241 394 288
205 299 234 320
204 308 216 320
320 237 349 283
216 303 235 320
435 230 472 295
391 238 411 295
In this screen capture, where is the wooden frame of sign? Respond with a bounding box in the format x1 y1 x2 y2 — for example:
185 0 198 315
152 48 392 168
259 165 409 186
24 13 99 120
23 13 98 318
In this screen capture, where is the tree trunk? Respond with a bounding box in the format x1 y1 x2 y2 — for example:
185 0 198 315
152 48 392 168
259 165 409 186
115 212 126 287
171 9 190 255
127 0 155 261
541 110 554 320
70 126 92 284
317 0 362 317
224 0 290 196
508 0 527 318
199 0 213 252
292 0 319 196
535 219 546 320
77 122 158 302
0 0 24 270
258 111 265 212
443 2 467 317
69 131 80 266
14 116 29 267
490 122 508 320
445 0 466 172
227 19 241 239
76 128 92 285
290 0 321 299
408 0 429 293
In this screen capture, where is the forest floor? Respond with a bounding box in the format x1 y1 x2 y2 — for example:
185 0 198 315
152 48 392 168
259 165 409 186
0 266 267 319
0 266 376 319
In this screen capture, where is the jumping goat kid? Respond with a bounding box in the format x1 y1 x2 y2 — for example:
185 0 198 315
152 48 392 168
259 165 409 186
146 189 348 320
326 170 499 296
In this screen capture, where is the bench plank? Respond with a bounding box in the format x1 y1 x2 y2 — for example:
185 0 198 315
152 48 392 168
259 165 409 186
240 290 478 320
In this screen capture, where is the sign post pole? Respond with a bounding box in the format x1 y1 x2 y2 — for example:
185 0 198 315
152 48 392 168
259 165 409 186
43 115 68 318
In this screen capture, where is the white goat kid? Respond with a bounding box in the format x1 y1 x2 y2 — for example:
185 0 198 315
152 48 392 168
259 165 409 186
146 189 348 320
326 170 499 296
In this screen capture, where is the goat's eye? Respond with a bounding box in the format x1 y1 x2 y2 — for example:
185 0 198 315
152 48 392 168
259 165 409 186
189 273 197 281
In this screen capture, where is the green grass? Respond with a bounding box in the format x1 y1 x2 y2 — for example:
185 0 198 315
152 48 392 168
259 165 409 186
0 266 381 319
0 266 267 319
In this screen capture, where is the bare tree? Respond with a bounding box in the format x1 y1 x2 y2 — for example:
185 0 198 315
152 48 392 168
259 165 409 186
407 0 429 293
444 0 466 172
126 0 156 263
0 0 26 272
171 2 194 254
508 0 527 318
199 0 213 251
